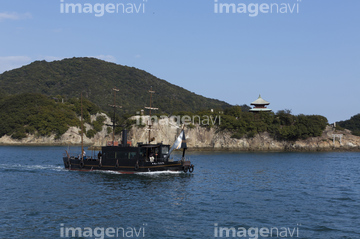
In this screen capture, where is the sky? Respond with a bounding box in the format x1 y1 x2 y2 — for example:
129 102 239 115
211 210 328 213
0 0 359 123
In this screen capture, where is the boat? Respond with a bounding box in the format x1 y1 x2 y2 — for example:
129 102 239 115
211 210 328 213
62 88 194 174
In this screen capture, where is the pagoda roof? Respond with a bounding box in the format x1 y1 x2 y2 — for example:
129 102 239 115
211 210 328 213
251 95 270 105
249 108 272 112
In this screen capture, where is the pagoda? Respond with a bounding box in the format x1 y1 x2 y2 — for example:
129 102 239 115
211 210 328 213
249 95 272 112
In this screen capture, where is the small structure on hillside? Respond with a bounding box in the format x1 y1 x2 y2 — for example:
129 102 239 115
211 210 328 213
332 134 343 146
249 95 272 112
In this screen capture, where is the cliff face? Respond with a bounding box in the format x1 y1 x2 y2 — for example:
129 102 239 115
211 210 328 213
0 115 359 151
187 126 360 151
0 113 113 146
141 124 360 151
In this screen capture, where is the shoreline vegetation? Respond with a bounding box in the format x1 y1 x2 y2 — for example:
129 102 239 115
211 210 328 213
0 121 359 152
0 93 360 152
0 144 359 153
0 58 360 152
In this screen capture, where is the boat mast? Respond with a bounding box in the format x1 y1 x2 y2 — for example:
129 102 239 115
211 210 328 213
181 126 187 160
145 87 158 143
108 87 122 146
80 92 84 160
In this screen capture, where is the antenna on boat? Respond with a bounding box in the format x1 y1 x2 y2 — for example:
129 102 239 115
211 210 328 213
181 125 187 160
81 92 84 161
108 87 122 146
145 86 158 143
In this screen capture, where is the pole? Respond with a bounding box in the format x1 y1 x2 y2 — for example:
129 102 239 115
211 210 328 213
108 87 122 146
145 87 158 144
113 89 116 144
148 87 153 143
81 92 84 161
182 148 186 159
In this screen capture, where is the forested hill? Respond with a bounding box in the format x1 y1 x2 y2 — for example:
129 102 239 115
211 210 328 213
0 93 102 140
337 114 360 136
0 57 230 113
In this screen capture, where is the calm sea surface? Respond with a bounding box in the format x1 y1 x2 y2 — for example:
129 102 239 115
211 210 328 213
0 146 359 239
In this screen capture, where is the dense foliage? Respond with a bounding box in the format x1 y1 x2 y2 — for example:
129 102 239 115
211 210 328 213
0 93 329 141
148 106 328 141
0 57 230 114
210 107 327 141
337 114 360 136
0 93 102 139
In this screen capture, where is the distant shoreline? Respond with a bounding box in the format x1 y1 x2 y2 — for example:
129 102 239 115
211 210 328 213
185 147 360 153
0 143 359 153
1 125 359 152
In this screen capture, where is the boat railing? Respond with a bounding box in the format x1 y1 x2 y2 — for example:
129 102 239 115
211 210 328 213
63 153 99 161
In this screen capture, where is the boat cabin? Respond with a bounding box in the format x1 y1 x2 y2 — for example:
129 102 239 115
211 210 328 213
101 143 170 163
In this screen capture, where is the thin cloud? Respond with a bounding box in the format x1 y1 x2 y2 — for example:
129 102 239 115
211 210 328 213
0 12 32 22
0 56 32 73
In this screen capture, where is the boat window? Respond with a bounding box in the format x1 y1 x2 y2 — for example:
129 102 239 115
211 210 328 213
139 148 146 157
115 152 128 159
162 146 169 155
128 152 137 159
108 152 115 159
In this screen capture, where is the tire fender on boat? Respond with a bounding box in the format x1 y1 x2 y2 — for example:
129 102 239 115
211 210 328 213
183 167 188 173
80 161 84 168
189 165 194 173
115 160 119 169
134 161 139 171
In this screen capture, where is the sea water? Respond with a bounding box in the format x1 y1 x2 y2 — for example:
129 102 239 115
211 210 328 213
0 146 359 238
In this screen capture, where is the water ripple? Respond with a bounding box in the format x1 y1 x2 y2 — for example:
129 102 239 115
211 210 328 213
0 148 359 238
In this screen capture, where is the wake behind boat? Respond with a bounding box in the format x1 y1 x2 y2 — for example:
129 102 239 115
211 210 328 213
62 88 194 174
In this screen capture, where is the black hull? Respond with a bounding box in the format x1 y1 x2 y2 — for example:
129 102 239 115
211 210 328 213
63 157 193 174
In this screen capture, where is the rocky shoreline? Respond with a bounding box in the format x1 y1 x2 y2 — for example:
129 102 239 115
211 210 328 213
0 119 359 152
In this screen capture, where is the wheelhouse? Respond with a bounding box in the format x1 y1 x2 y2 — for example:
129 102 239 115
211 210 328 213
101 143 170 162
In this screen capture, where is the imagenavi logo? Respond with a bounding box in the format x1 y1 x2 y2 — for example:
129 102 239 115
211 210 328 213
60 0 148 17
59 223 147 238
214 0 301 17
214 223 301 238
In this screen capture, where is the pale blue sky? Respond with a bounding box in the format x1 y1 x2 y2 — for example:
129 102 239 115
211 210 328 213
1 0 359 123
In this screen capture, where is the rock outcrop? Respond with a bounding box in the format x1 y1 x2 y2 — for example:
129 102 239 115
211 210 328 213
1 115 359 151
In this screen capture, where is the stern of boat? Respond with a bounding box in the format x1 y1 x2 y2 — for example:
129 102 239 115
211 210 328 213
63 157 70 169
182 160 194 173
